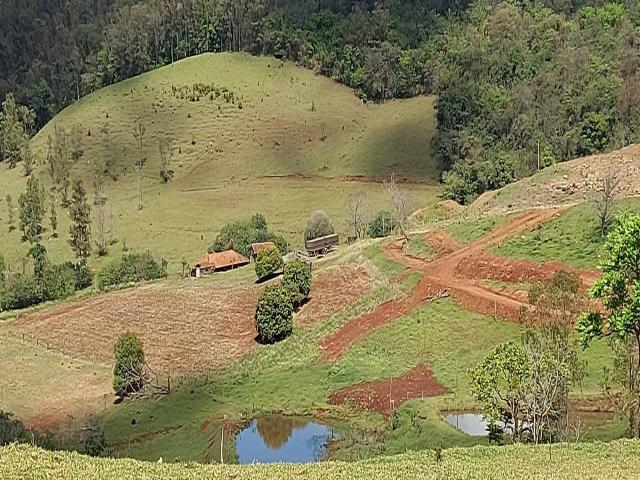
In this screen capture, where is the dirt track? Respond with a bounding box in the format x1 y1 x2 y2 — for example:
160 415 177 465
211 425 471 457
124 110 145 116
320 209 600 363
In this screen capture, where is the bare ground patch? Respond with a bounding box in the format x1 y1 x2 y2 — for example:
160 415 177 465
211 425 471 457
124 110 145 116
13 281 261 375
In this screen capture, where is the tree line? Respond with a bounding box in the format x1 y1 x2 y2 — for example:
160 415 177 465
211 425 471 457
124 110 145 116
1 0 639 201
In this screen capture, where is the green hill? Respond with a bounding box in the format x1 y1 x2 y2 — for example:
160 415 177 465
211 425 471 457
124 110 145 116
0 53 437 273
3 441 640 480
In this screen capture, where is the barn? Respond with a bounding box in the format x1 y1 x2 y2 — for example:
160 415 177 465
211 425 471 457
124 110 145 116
191 250 250 277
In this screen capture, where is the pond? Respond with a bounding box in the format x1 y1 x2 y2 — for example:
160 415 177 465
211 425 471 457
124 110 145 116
235 416 336 464
443 411 616 437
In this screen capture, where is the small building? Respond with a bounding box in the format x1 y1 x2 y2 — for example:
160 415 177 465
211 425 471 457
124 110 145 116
249 242 276 262
305 233 339 257
191 250 250 277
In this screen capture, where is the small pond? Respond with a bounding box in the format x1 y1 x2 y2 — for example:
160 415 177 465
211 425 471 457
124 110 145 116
235 416 336 464
444 411 616 437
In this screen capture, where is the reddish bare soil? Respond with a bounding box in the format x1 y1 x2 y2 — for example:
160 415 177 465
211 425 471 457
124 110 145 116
15 281 261 375
320 209 601 363
329 364 449 417
296 265 373 325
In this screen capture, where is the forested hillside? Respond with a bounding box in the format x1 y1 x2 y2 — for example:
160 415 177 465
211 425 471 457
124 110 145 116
2 0 640 201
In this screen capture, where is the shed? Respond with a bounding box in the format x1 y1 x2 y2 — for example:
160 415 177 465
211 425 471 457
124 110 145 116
249 242 276 262
305 234 339 256
191 250 250 277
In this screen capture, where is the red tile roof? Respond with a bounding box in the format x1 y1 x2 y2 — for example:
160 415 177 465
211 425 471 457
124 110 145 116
194 250 249 270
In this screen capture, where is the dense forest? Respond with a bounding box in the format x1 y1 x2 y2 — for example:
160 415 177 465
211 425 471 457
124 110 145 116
1 0 639 202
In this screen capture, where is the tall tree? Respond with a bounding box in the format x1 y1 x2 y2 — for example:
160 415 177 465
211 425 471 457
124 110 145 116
27 243 47 280
49 193 58 238
18 176 45 243
0 94 34 169
68 179 92 263
5 195 16 232
132 120 147 210
578 213 640 437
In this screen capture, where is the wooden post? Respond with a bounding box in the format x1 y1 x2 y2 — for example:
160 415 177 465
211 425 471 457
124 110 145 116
220 426 224 464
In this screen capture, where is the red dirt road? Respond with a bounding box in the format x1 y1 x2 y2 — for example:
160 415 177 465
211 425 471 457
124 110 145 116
320 209 599 363
329 364 449 417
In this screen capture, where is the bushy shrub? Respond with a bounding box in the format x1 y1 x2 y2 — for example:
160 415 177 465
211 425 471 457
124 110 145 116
268 233 289 255
283 259 312 308
209 213 289 257
0 410 27 446
368 210 395 238
40 264 76 301
113 332 145 396
304 210 334 241
96 252 167 290
255 245 284 281
1 275 41 310
255 283 293 343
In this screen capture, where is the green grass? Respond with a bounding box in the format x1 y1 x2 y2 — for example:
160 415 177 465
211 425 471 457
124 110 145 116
491 198 640 269
405 234 433 260
4 440 640 480
0 53 438 275
446 213 513 244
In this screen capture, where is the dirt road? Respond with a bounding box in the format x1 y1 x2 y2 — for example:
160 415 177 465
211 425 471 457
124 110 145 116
320 209 599 362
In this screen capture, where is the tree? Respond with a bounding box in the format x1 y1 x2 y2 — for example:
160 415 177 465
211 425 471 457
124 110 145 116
346 192 370 239
577 213 640 437
0 410 27 446
27 243 47 280
18 175 45 243
304 210 334 242
132 120 147 210
47 126 72 206
113 332 146 397
159 137 174 183
22 142 33 177
49 194 57 238
82 417 108 457
470 341 531 443
254 283 294 343
5 195 15 232
0 94 34 169
0 253 5 284
368 210 395 238
94 200 111 257
283 259 312 308
385 173 412 240
68 179 92 263
255 245 283 281
593 170 622 237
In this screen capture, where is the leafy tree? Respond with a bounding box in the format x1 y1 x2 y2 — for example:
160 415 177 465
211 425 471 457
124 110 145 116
47 126 72 206
209 214 285 257
18 175 45 243
82 417 108 457
267 233 289 255
5 195 15 232
368 210 395 238
27 243 47 280
255 245 283 281
49 194 58 238
159 137 174 183
283 259 312 308
577 213 640 437
304 210 334 242
113 332 146 397
68 179 92 263
255 283 294 343
132 119 146 210
469 341 531 443
0 253 5 284
0 94 34 169
96 252 166 290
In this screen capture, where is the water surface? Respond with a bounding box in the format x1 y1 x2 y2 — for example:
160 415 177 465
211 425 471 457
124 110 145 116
235 416 334 464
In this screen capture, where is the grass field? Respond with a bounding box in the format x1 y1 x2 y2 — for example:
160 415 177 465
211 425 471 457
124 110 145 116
491 198 640 269
0 53 438 275
0 332 111 430
4 440 640 480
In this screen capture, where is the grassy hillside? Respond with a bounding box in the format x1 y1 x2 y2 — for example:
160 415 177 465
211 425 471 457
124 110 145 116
0 53 437 274
3 441 640 480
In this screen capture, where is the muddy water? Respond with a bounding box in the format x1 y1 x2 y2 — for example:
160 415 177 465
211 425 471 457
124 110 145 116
235 416 335 464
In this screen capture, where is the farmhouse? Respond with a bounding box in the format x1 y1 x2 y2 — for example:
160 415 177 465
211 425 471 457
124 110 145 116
191 250 250 277
249 242 276 262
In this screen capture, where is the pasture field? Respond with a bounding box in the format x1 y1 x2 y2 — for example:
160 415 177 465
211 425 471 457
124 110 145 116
0 53 438 275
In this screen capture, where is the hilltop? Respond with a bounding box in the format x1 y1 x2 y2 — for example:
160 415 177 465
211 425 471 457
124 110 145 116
0 53 437 273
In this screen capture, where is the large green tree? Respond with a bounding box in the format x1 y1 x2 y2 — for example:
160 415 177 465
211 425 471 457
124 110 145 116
17 175 45 243
578 213 640 437
68 179 92 263
0 94 34 169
